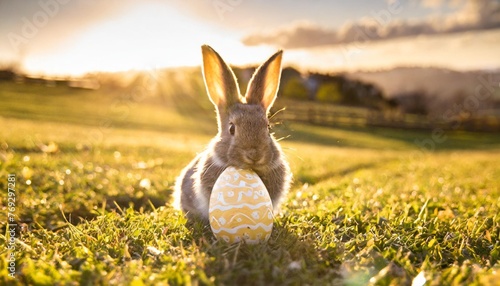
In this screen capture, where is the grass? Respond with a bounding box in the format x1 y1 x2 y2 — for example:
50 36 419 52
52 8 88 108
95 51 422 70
1 81 499 285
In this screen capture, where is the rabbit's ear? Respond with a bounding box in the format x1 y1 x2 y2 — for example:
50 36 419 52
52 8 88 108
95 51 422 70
245 50 283 111
202 45 241 109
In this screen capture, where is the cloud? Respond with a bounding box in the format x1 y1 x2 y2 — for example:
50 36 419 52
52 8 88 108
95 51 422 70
422 0 465 9
242 0 500 49
422 0 445 8
243 21 337 49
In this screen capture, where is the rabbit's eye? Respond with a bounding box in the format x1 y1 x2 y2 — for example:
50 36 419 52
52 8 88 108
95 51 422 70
229 123 235 135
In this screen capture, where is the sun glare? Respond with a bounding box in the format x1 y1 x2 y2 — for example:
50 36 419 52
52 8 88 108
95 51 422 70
22 2 269 76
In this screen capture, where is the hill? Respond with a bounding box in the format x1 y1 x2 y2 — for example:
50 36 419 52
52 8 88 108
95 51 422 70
348 67 500 116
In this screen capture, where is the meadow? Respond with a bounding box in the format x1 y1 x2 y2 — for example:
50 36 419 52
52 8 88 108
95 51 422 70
0 80 499 285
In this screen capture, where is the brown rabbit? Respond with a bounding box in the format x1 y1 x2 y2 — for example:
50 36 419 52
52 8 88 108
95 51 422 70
174 45 292 221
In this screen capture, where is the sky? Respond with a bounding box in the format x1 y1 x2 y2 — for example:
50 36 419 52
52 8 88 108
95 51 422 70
0 0 499 76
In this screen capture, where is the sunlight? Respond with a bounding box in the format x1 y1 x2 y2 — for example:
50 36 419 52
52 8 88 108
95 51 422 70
22 2 272 76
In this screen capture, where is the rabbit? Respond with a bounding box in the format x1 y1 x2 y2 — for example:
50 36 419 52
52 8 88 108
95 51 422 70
173 45 292 221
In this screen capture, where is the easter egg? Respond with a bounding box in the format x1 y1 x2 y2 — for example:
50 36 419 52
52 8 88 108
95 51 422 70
209 167 274 244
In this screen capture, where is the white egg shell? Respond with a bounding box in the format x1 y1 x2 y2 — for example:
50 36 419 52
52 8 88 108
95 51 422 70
209 167 273 244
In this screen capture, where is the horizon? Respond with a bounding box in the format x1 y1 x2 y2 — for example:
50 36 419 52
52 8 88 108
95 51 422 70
1 0 500 76
6 63 500 81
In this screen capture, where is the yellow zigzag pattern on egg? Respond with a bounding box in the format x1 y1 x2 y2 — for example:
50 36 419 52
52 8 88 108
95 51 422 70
210 208 273 228
210 222 274 235
211 187 270 205
208 201 272 212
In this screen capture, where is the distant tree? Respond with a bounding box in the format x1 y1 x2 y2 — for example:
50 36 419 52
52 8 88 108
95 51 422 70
282 77 309 100
0 69 15 81
280 67 302 87
355 83 387 109
337 80 360 105
394 90 429 115
316 82 342 103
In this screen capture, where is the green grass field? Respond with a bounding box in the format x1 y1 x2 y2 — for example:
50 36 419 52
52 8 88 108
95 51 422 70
1 81 499 285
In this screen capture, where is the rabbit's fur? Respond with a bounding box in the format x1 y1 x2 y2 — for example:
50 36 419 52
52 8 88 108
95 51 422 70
174 45 292 221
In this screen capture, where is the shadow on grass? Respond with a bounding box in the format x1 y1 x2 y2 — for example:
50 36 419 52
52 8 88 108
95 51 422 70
15 192 173 232
183 217 342 284
284 122 500 151
296 161 384 186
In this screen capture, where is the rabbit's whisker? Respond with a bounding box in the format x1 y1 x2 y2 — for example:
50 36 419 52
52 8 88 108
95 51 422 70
276 135 291 142
282 147 304 162
269 107 286 120
204 159 227 177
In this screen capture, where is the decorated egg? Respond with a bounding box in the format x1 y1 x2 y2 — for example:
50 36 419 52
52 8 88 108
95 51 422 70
209 167 274 244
